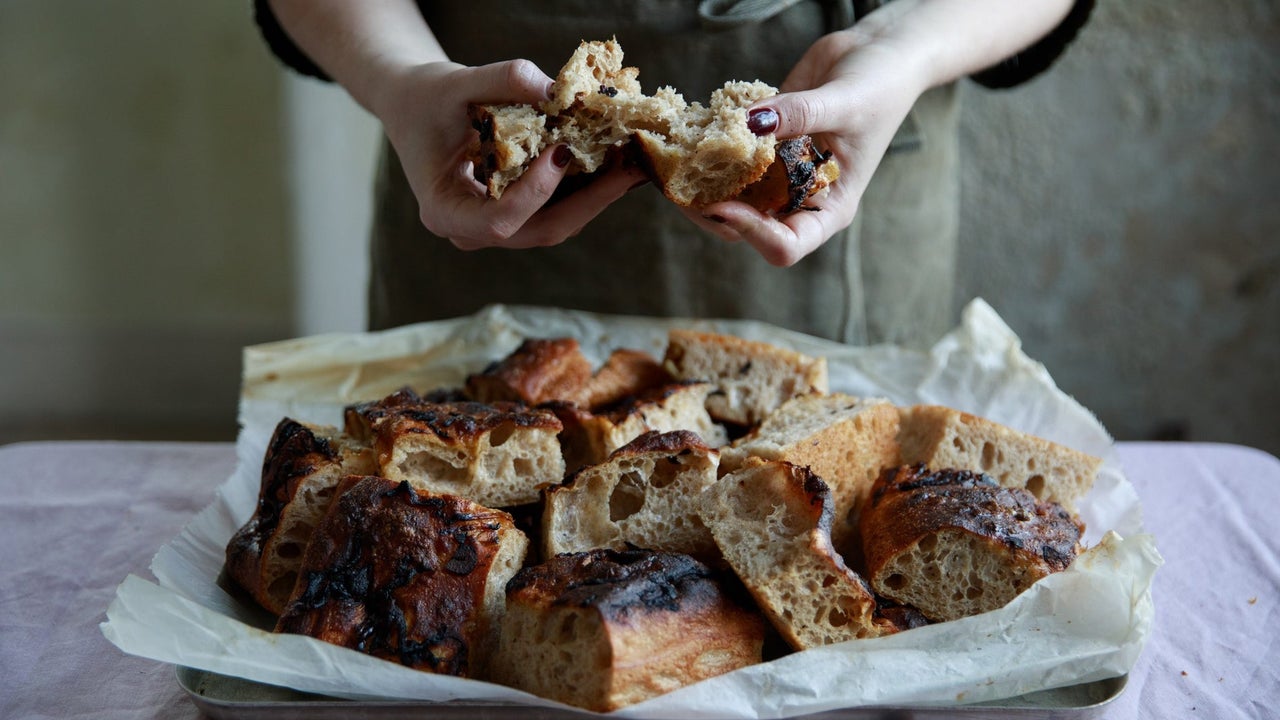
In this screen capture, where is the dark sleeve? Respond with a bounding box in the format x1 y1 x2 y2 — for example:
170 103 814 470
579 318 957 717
252 0 333 82
969 0 1095 89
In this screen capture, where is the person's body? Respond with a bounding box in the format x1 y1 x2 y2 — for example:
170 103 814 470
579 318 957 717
256 0 1092 347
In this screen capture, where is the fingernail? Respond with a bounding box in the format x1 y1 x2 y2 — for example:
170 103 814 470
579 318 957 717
552 145 572 168
703 214 727 224
747 107 779 136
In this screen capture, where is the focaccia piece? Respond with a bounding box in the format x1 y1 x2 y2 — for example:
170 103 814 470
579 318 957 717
464 338 593 406
275 476 528 678
225 418 376 615
373 400 565 507
860 464 1084 622
543 430 720 561
489 548 764 712
721 393 901 559
662 329 828 427
700 458 897 650
897 404 1101 512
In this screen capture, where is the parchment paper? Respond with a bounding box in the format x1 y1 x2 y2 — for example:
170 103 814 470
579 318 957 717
102 299 1161 718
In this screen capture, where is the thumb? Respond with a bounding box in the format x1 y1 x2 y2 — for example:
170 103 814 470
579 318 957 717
748 89 841 140
465 58 555 105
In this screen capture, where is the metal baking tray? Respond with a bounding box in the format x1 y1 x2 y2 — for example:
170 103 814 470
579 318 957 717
177 666 1127 719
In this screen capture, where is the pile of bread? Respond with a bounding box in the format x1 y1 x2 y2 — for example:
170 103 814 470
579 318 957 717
468 39 840 215
226 330 1100 712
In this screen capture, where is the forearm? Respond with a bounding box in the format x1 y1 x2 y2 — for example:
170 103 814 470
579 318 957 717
855 0 1076 91
267 0 448 115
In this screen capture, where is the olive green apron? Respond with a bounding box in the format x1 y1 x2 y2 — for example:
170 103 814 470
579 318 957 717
369 0 958 348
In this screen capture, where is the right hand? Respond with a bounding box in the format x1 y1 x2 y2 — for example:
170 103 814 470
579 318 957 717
371 59 647 250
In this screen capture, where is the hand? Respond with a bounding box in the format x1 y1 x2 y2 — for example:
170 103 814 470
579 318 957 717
372 59 648 250
687 27 932 266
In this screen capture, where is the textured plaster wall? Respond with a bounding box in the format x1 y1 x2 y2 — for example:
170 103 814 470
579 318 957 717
955 1 1279 455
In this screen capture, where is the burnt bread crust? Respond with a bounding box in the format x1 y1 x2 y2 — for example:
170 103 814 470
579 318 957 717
734 136 841 215
226 418 376 615
490 548 764 712
372 399 565 507
860 464 1084 623
543 430 720 562
275 476 528 678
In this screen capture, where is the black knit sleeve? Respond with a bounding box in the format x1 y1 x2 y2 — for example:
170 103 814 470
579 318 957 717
969 0 1095 90
252 0 333 82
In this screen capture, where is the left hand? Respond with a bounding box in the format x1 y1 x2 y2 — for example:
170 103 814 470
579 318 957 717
686 26 932 266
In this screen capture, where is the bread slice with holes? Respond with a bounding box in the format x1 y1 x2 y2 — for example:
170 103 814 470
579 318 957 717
275 475 528 678
225 418 376 615
553 381 728 473
700 458 897 650
489 548 764 712
860 464 1084 623
543 430 720 561
662 329 828 427
372 400 565 507
897 405 1101 512
720 393 901 559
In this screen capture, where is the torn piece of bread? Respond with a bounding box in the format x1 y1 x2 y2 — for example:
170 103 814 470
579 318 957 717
489 548 764 712
543 430 720 561
663 328 829 427
553 381 729 473
860 464 1084 623
275 476 528 678
569 347 674 410
700 458 897 650
468 38 838 213
897 405 1101 512
372 400 565 507
464 337 593 406
225 418 376 615
720 393 901 559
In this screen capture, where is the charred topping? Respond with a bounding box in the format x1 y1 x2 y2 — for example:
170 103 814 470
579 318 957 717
598 84 619 97
246 419 340 545
387 401 561 441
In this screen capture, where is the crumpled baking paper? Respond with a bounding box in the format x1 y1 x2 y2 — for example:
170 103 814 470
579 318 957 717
102 299 1161 718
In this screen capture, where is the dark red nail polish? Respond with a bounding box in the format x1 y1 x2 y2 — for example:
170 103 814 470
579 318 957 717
552 145 572 168
703 214 727 224
747 107 779 136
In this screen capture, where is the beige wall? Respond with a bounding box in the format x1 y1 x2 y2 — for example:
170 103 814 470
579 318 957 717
3 1 1277 456
1 1 293 441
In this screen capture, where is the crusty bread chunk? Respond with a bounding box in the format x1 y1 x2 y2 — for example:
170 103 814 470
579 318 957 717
226 418 376 615
464 337 594 406
553 381 728 473
468 39 838 213
275 476 528 678
489 548 764 712
372 400 565 507
860 465 1083 623
700 458 897 650
898 405 1101 512
543 430 720 561
569 347 674 410
663 329 829 427
721 393 901 559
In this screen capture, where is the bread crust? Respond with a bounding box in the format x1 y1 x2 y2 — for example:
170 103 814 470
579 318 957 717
275 475 528 678
490 548 764 712
860 464 1084 622
464 337 593 406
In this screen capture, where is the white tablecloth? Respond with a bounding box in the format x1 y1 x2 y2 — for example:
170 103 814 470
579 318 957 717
0 440 1275 719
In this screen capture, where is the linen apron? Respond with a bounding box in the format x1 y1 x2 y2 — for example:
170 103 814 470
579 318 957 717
368 0 959 348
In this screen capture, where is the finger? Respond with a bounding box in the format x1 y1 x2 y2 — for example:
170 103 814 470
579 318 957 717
702 202 830 267
747 87 848 140
464 58 555 105
684 208 743 243
444 145 571 249
511 165 651 248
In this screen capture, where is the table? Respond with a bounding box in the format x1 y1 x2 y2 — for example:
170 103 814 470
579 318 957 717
0 441 1275 719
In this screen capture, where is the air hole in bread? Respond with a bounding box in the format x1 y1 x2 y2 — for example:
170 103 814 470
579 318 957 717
268 571 297 602
952 436 965 451
277 541 303 559
609 473 646 522
649 461 679 489
917 533 939 553
827 606 850 627
557 613 580 643
822 574 838 588
489 423 515 448
514 457 535 477
1026 474 1047 499
981 442 997 470
884 573 908 591
401 452 468 488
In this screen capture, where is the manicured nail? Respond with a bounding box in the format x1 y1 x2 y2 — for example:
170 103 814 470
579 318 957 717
703 214 728 224
747 107 779 136
552 145 572 168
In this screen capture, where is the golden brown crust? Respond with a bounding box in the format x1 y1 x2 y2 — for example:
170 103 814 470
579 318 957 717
465 338 593 406
734 136 840 215
275 476 525 678
571 348 674 410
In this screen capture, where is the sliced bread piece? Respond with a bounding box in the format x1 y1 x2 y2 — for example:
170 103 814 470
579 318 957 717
700 458 897 650
543 430 720 561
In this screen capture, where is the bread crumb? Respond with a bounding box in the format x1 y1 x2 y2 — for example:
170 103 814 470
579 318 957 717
1248 596 1258 604
1181 671 1188 677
